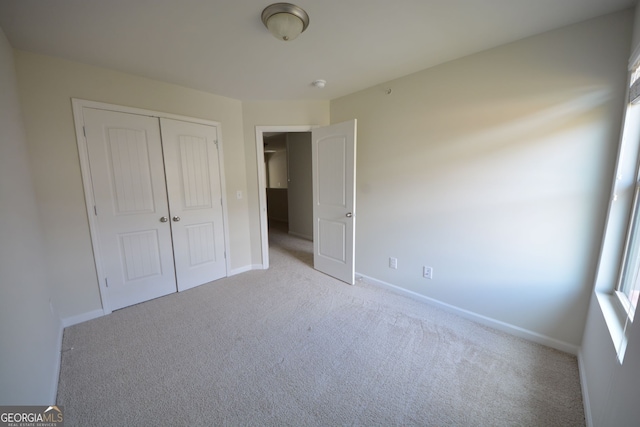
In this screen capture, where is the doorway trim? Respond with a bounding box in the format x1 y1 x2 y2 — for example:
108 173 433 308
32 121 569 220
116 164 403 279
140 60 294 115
72 98 232 314
255 125 317 269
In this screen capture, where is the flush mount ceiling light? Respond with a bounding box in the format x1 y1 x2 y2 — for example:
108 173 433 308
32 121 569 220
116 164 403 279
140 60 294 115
261 3 310 41
312 79 326 88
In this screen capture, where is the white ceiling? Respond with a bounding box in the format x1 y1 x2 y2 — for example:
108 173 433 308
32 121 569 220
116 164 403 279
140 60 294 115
0 0 636 101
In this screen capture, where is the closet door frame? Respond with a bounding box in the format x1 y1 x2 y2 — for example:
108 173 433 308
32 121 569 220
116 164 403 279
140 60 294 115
72 98 231 314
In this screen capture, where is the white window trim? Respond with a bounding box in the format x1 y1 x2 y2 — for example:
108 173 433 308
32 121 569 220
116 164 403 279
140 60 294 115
614 179 640 321
592 51 640 364
596 292 630 363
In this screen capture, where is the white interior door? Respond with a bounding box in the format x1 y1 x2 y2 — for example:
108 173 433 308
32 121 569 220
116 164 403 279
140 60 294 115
84 108 177 310
160 118 227 291
312 120 357 284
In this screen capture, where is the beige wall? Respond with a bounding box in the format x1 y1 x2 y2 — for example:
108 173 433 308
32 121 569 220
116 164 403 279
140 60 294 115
331 11 632 346
267 150 288 189
0 30 60 404
15 51 251 320
241 101 329 264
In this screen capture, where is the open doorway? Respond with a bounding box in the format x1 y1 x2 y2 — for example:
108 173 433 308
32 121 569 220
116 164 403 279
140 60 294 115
255 125 315 269
263 132 289 233
264 131 313 239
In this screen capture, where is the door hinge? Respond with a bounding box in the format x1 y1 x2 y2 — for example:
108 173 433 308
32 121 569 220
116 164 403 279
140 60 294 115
214 139 219 149
105 277 109 288
94 205 97 216
83 126 86 137
224 251 226 259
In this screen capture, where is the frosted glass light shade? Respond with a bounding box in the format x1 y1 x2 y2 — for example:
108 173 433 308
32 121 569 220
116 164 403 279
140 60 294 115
266 12 304 41
261 3 310 42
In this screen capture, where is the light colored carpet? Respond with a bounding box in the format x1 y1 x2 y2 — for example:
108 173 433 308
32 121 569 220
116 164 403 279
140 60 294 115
57 225 585 426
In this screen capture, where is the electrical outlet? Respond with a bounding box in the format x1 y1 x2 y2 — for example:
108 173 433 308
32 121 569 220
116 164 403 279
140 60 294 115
389 257 398 269
423 266 433 279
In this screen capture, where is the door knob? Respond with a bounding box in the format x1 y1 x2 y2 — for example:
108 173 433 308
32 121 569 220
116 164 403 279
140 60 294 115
159 216 168 223
346 212 353 218
172 216 181 222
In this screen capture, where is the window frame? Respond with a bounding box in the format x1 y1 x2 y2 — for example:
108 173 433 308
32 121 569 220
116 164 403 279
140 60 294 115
593 47 640 363
614 63 640 322
616 181 639 321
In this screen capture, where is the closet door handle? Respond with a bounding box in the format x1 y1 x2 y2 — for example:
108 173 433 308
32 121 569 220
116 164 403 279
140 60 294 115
159 216 168 223
172 216 181 222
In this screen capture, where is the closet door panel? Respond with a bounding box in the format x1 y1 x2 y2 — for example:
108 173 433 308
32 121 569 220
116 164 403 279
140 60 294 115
161 118 227 291
83 108 177 310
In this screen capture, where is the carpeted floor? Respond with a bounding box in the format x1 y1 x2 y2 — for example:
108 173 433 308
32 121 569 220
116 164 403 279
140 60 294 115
57 224 585 426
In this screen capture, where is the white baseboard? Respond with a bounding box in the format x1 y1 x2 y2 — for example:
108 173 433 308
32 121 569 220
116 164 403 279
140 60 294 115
54 309 103 403
50 317 64 404
288 230 312 241
228 264 264 276
356 273 580 355
577 350 593 427
62 308 105 328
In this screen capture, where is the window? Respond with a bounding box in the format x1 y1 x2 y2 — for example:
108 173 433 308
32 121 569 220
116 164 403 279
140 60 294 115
593 51 640 363
617 191 640 320
616 63 640 322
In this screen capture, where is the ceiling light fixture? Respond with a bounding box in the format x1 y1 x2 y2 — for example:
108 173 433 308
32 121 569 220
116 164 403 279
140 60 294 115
261 3 309 41
312 79 326 89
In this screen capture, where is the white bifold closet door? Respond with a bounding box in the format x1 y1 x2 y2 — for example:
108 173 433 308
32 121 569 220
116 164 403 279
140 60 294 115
160 118 226 292
83 108 226 311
